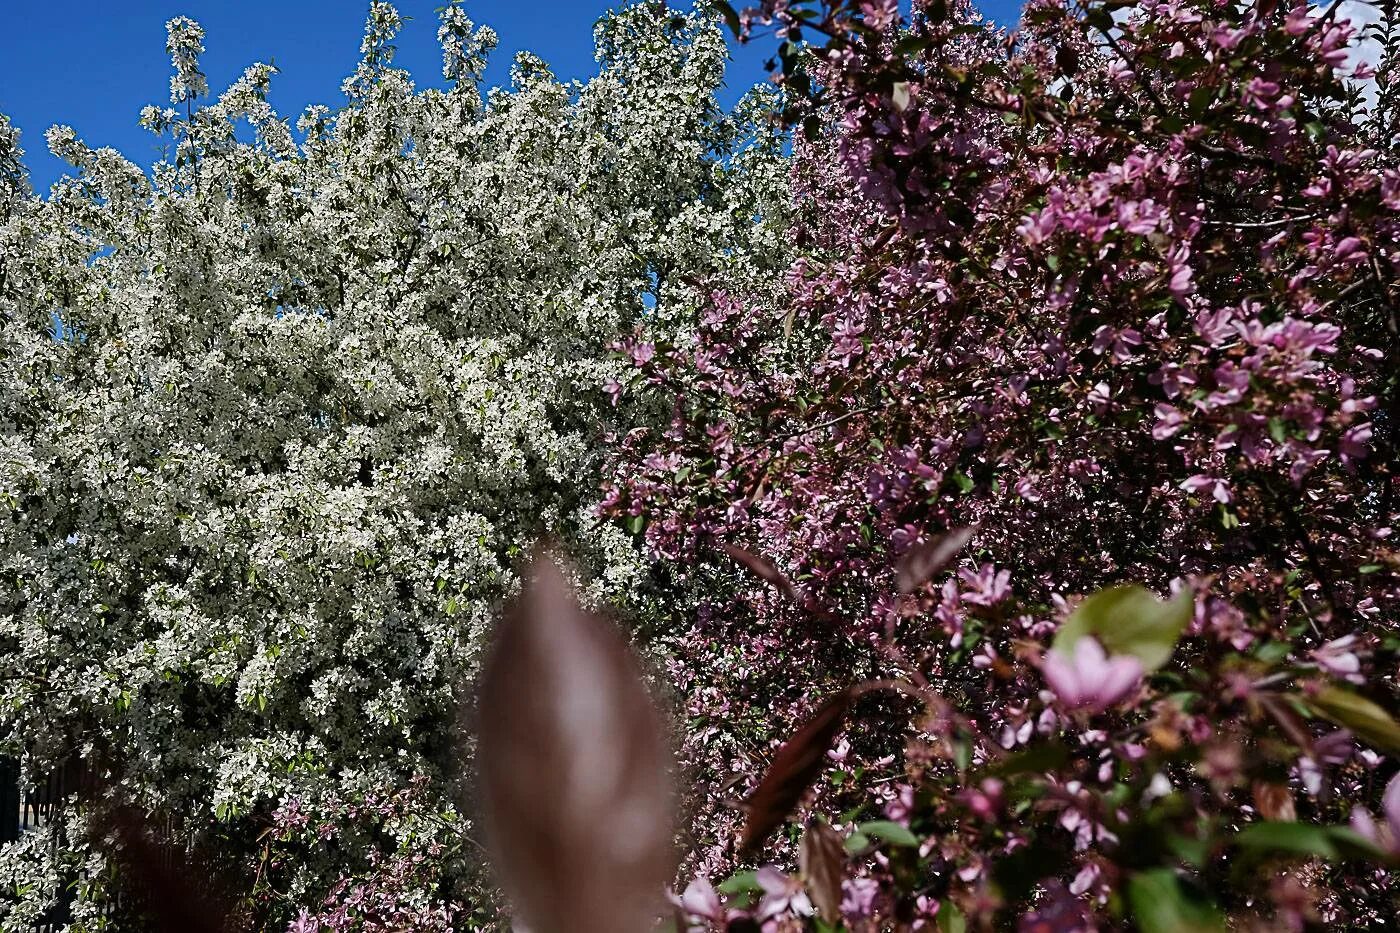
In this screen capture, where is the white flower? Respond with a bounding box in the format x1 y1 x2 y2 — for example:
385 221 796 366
0 0 789 911
165 17 208 103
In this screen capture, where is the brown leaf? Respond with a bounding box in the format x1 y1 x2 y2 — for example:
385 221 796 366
95 804 238 933
719 542 801 602
720 542 848 625
895 527 976 595
740 690 852 856
476 551 677 933
799 818 845 920
1252 780 1297 822
1258 694 1315 757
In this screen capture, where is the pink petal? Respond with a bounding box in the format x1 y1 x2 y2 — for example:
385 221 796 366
1072 636 1111 682
679 878 722 919
1094 655 1144 709
1351 806 1380 844
1383 772 1400 839
756 866 790 896
1042 649 1083 706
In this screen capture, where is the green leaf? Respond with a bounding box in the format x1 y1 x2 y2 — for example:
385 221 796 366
717 870 763 895
937 901 967 933
1327 826 1390 860
1166 832 1211 868
856 820 919 848
1187 85 1215 117
1083 8 1114 31
843 831 871 853
1127 869 1224 933
985 741 1070 778
1237 822 1386 862
715 1 741 35
1053 586 1192 672
1307 687 1400 754
1237 821 1343 859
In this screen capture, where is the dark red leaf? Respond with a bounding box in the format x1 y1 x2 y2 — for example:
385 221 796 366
95 805 237 933
476 551 677 933
895 526 976 595
799 818 845 920
720 542 800 602
1251 780 1297 822
1055 43 1080 77
739 690 852 855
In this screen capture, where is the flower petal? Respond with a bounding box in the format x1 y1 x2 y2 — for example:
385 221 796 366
1042 649 1083 707
1382 772 1400 840
1095 655 1144 709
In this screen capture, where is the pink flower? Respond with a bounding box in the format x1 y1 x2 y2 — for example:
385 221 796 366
960 564 1012 606
669 878 725 922
1243 77 1281 110
1152 403 1186 440
288 910 319 933
960 778 1004 820
1333 236 1366 262
1070 861 1103 897
1042 638 1143 712
842 876 882 918
885 784 915 822
1312 635 1364 684
1181 473 1232 504
1350 773 1400 854
1168 256 1195 298
1296 730 1354 796
1340 422 1373 465
860 0 899 30
756 866 813 920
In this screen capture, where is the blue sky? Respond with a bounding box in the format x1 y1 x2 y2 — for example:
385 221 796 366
1 1 1024 192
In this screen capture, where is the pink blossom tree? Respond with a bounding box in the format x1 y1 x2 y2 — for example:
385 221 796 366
606 0 1400 926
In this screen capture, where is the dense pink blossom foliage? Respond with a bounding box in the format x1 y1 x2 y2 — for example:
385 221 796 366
605 0 1400 927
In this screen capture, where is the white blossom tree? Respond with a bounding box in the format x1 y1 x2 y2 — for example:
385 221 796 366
0 1 787 923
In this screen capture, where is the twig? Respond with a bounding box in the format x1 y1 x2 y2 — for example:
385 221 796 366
1201 214 1315 229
